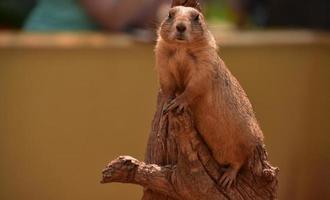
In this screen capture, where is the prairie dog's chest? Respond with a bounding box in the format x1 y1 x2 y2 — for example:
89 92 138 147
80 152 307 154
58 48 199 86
167 48 195 86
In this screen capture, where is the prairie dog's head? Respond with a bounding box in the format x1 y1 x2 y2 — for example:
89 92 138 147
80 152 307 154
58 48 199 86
159 6 208 44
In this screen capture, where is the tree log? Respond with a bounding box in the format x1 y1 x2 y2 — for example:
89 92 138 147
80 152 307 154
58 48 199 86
101 92 279 200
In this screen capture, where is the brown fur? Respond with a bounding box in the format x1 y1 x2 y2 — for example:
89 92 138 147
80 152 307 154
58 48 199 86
155 6 264 189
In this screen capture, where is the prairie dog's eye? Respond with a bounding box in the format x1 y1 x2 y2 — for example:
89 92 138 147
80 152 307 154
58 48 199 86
168 12 173 20
194 14 200 22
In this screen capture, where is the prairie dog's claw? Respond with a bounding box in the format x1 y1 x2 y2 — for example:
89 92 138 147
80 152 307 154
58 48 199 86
163 97 188 114
219 168 238 190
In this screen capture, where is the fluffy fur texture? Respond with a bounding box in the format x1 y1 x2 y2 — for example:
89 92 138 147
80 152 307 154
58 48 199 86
155 6 264 189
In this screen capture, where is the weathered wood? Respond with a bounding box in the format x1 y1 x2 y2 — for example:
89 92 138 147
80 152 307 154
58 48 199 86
101 91 279 199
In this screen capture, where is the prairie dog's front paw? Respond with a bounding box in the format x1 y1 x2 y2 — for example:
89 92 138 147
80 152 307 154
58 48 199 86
164 96 188 114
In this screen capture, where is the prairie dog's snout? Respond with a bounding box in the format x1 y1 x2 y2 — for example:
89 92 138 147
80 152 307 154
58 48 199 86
176 23 187 33
159 6 207 43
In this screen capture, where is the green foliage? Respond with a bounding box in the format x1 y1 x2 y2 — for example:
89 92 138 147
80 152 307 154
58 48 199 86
204 0 231 22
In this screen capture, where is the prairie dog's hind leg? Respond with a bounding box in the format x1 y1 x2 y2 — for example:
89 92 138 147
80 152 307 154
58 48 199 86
219 163 241 190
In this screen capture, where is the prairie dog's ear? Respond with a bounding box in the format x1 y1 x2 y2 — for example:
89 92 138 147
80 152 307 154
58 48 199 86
171 0 202 12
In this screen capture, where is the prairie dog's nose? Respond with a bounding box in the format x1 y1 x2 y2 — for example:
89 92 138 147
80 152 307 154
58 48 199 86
176 23 187 33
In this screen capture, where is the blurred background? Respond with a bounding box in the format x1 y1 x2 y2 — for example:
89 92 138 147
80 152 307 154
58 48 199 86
0 0 329 199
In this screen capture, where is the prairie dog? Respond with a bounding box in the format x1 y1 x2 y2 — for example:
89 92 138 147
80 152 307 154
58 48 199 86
155 6 264 189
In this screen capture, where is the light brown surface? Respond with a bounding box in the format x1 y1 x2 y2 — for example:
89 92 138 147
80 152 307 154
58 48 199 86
0 32 329 200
